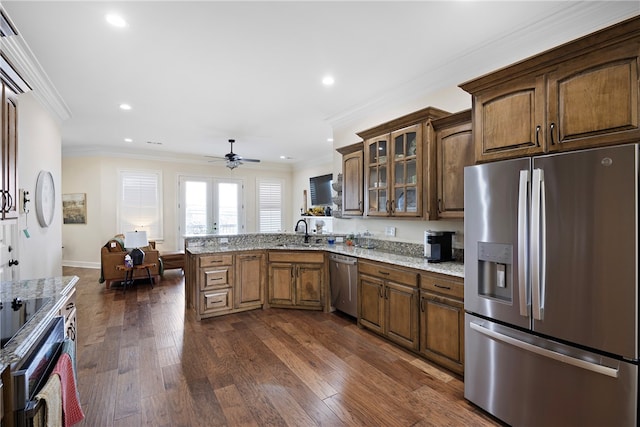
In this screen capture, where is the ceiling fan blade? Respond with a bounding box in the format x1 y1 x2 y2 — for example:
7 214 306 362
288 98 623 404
238 157 260 163
205 155 226 163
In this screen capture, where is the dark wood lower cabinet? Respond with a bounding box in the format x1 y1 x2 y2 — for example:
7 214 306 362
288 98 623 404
358 260 419 352
267 251 325 310
419 272 465 375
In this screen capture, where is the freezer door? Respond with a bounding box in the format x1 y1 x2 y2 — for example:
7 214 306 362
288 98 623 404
465 314 638 427
464 158 531 329
533 144 638 359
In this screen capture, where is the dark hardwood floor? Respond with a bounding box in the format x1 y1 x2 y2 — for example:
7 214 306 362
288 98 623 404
65 266 501 426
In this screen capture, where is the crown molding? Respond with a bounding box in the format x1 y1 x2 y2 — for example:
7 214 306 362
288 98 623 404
1 31 71 122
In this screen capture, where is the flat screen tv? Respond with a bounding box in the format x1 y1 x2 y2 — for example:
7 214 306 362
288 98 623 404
309 173 333 206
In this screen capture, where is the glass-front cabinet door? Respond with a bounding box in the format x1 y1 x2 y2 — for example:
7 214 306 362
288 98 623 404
365 134 390 216
364 124 423 217
391 124 422 216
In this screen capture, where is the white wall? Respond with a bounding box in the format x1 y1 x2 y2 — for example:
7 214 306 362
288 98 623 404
61 155 293 268
16 92 63 279
330 85 472 247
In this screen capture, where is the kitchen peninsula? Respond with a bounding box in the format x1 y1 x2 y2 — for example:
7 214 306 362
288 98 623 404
185 233 466 374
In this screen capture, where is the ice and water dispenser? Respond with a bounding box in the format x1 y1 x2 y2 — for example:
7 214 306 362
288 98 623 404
477 242 513 302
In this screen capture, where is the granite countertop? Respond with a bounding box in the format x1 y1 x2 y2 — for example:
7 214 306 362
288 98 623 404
0 275 79 371
187 239 464 278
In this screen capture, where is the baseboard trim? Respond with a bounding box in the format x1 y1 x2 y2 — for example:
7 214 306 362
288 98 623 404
62 260 100 269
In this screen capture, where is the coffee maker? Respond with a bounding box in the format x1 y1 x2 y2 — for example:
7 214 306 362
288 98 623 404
424 231 454 262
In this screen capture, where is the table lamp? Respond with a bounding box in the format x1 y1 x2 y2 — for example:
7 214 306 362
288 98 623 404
124 230 148 265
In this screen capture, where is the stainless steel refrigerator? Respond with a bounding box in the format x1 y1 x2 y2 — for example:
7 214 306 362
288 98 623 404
464 143 638 426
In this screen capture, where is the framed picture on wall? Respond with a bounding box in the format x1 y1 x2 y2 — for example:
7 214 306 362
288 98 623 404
62 193 87 224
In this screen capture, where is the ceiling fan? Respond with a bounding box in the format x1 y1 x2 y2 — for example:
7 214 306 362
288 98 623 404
207 139 261 170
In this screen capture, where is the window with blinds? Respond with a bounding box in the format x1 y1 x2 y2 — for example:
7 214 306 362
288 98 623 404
258 179 283 233
117 170 163 240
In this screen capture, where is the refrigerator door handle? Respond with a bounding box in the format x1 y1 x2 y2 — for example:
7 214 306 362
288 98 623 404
517 170 529 317
531 168 544 321
470 322 619 378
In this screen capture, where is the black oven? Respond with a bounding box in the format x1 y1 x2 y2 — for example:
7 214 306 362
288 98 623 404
11 316 65 426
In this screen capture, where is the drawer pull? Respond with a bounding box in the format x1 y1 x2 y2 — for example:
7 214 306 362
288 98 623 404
378 271 390 276
434 283 451 290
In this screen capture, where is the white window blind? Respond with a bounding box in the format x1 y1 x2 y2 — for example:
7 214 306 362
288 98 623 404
258 179 283 233
118 170 163 240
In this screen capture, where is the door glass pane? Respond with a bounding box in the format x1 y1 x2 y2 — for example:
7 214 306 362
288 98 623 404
395 135 405 159
378 140 387 161
369 168 378 189
407 132 417 156
379 190 387 212
406 188 417 212
396 188 405 212
369 143 378 164
395 163 406 185
185 181 207 234
218 182 238 234
379 165 387 187
368 189 377 211
407 160 417 184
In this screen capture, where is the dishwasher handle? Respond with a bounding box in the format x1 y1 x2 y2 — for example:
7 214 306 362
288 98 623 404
329 255 357 265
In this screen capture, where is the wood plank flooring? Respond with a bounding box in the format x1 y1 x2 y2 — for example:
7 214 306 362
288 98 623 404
65 266 503 426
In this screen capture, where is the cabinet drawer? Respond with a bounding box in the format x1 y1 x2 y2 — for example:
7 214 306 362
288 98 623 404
201 267 232 290
200 254 233 267
421 272 463 299
358 261 418 287
268 251 324 264
201 288 233 313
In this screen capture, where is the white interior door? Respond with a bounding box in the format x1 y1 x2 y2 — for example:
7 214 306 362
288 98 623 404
178 176 244 249
0 220 19 282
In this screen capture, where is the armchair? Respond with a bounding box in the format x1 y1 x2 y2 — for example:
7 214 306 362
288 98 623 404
100 235 162 288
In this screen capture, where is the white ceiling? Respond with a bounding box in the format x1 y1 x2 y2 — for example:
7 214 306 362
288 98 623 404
1 1 639 168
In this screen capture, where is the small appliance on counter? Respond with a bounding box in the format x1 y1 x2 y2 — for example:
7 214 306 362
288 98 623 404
424 230 454 262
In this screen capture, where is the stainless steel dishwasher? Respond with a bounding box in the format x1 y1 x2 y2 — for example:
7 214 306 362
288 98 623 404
329 253 358 317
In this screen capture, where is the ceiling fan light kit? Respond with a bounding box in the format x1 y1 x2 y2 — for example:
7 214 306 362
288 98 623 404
207 139 261 170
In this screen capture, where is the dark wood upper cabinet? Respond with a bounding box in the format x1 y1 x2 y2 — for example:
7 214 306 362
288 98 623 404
460 15 640 163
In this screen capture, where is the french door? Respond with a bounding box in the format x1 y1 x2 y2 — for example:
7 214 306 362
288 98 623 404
178 176 244 249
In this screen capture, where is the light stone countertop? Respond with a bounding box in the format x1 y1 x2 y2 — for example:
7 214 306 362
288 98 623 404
187 239 464 278
0 275 79 371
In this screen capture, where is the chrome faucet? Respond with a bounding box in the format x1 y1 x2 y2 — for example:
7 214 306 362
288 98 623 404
295 219 310 243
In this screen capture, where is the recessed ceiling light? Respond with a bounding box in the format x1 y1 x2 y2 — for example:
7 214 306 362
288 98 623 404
322 76 335 86
119 103 132 111
124 138 133 142
106 14 127 28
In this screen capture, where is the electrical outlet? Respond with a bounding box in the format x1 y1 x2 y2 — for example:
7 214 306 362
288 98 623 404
336 236 344 243
220 237 229 244
385 226 396 237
